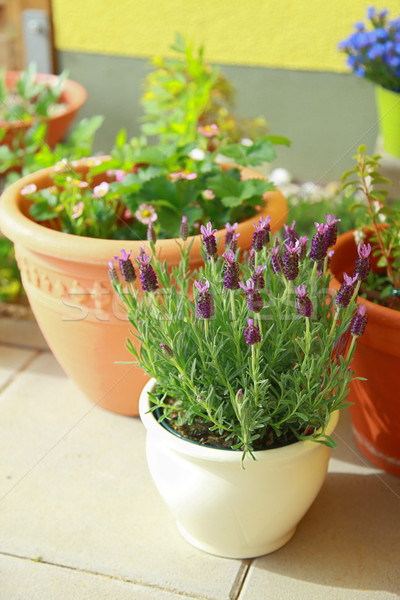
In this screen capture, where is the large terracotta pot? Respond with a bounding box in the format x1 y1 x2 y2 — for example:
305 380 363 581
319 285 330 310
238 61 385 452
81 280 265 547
139 378 339 558
1 71 87 149
330 230 400 477
0 161 287 416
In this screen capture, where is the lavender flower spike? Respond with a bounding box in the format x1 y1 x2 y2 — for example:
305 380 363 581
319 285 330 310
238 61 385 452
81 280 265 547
310 222 329 263
298 236 309 260
295 284 313 317
228 231 240 253
180 216 189 241
251 215 271 251
283 220 299 244
114 249 136 283
354 243 371 281
195 278 215 319
325 214 341 248
244 318 261 345
240 279 263 313
108 260 120 285
253 265 267 290
147 222 157 243
282 241 301 281
336 273 358 308
270 244 282 274
224 222 238 248
222 250 240 290
136 251 159 292
350 305 368 337
200 222 218 260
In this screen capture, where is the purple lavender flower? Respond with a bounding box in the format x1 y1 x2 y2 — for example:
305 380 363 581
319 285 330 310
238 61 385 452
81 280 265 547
298 236 309 260
336 273 358 308
228 232 240 253
310 223 329 263
244 318 261 345
224 222 238 248
200 222 218 261
295 284 313 317
240 279 263 313
114 249 136 283
195 279 215 319
159 343 174 357
108 260 120 285
222 250 240 290
251 215 271 252
354 243 371 280
253 265 266 290
136 251 159 292
180 216 189 241
282 241 301 281
283 220 299 244
270 244 282 274
248 248 256 269
147 222 157 243
350 304 368 337
325 214 341 248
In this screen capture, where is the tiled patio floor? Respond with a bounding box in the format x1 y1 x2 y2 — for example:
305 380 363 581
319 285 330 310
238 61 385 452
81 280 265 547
0 318 400 600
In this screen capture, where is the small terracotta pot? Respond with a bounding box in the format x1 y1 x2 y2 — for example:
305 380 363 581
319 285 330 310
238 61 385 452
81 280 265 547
0 161 288 416
1 71 87 149
330 230 400 477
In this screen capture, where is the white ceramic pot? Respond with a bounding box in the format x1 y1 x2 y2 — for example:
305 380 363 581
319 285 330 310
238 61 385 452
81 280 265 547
139 379 339 559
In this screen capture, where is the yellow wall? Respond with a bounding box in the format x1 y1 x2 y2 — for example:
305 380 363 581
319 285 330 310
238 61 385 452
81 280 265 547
52 0 400 73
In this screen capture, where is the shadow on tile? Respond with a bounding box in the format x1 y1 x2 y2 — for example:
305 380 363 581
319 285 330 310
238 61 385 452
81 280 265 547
252 471 400 594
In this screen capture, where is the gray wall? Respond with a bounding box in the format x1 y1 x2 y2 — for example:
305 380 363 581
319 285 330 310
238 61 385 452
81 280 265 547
58 51 379 183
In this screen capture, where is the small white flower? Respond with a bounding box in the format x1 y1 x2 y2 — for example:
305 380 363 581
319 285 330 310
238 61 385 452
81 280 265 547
54 158 69 172
373 200 387 222
21 183 37 196
269 168 292 187
354 229 366 245
240 138 253 147
188 148 206 161
93 182 109 198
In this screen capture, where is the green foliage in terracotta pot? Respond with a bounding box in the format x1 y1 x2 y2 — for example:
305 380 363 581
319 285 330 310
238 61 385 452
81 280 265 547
110 215 366 459
341 145 400 309
141 33 269 147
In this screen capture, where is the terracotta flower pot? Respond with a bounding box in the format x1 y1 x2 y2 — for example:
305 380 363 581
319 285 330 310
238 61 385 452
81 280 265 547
1 71 87 149
0 161 288 416
330 230 400 477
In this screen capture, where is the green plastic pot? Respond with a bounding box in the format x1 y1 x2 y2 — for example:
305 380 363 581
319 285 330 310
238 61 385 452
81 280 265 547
375 85 400 158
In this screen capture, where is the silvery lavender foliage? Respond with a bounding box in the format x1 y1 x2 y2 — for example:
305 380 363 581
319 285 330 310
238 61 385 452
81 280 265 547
114 249 136 283
110 213 366 459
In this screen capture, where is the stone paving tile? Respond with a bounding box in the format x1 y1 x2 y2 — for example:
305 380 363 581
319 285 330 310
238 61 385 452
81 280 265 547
239 409 400 600
0 553 199 600
0 315 48 350
0 352 242 600
0 343 35 390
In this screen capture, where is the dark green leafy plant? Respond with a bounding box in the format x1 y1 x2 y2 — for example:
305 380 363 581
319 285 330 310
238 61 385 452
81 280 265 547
110 215 366 459
23 131 289 240
0 236 21 303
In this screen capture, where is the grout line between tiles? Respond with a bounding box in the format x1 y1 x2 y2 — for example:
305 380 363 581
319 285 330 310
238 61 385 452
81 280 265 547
0 550 209 599
230 559 252 600
0 349 42 396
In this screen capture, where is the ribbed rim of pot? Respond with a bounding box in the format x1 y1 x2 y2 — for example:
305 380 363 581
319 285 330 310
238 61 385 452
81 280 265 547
1 72 87 131
330 229 400 325
0 160 286 265
139 378 339 464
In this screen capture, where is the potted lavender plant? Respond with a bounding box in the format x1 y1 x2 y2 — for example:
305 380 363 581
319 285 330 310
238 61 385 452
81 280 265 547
110 214 366 559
